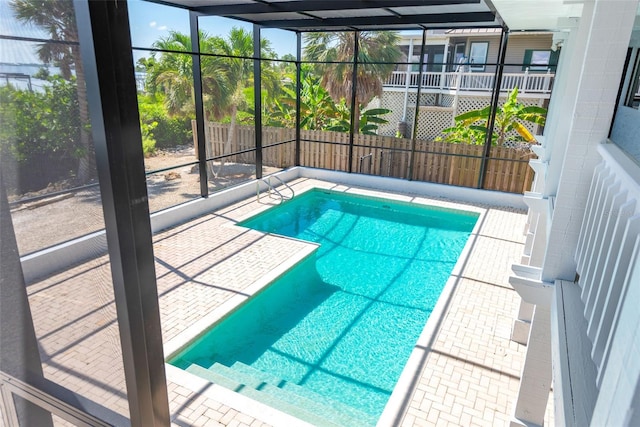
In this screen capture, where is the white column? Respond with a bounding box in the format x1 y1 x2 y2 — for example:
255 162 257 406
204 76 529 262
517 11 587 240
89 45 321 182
542 0 640 282
511 305 552 427
540 16 585 195
441 41 449 90
511 300 535 345
401 38 415 122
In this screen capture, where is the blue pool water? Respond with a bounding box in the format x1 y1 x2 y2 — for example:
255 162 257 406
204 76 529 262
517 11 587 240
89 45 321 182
170 189 478 425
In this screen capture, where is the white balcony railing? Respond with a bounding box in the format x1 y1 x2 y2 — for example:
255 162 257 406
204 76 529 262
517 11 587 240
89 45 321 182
383 68 554 95
552 142 640 426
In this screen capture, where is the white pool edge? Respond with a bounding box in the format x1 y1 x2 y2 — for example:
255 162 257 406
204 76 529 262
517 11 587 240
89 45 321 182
20 168 523 425
376 206 486 427
21 167 524 283
164 183 490 427
164 363 315 427
163 240 319 360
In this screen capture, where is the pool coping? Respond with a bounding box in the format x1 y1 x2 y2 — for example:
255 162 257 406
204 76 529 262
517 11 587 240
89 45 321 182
163 240 320 360
377 201 485 426
163 183 488 427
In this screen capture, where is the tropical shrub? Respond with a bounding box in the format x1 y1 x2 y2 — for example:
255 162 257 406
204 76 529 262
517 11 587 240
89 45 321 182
11 0 94 183
438 87 547 145
0 76 81 191
140 120 157 156
137 93 192 149
303 31 401 131
327 103 391 135
258 66 391 134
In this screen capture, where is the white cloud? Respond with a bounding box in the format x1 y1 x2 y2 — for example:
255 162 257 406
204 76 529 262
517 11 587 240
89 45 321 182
158 25 167 31
149 21 157 27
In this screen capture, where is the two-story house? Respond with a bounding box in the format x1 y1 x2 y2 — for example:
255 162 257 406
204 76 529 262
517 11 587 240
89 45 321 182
377 29 559 140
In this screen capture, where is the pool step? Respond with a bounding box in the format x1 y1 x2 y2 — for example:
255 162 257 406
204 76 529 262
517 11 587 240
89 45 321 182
210 362 370 426
186 363 372 426
215 362 372 425
185 363 335 427
228 362 374 424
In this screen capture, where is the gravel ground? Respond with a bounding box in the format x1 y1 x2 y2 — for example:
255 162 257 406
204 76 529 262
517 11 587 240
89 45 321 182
10 146 277 255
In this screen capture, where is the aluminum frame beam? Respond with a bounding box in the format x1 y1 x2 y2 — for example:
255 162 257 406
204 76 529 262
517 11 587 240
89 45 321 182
74 1 170 425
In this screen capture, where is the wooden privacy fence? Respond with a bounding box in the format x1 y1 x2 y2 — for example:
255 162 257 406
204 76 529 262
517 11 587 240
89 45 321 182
195 122 535 193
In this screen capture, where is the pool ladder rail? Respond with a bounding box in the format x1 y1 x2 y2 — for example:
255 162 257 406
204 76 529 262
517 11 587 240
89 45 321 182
257 175 295 204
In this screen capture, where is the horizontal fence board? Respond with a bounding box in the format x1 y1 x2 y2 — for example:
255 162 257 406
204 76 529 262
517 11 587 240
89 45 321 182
197 122 535 193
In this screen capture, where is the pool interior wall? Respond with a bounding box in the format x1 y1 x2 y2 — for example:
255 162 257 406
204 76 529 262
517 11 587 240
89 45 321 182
169 189 479 426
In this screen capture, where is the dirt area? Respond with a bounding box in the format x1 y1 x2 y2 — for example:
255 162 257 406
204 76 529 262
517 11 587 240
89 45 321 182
9 146 278 255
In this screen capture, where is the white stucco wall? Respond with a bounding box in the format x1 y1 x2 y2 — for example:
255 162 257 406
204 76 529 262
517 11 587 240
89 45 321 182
541 0 639 282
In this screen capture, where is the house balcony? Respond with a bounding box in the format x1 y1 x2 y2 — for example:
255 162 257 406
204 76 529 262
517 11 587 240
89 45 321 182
383 69 555 98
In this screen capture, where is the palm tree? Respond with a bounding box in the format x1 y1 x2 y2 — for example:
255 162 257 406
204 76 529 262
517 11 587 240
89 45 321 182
261 66 337 130
11 0 93 184
149 32 196 117
150 31 230 120
208 27 274 159
303 31 401 132
150 28 274 175
263 66 390 134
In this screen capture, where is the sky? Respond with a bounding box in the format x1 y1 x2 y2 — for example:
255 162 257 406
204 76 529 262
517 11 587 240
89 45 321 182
0 0 296 65
1 0 417 67
127 0 298 59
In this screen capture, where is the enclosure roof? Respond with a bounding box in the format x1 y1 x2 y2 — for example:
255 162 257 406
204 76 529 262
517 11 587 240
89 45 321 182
149 0 506 31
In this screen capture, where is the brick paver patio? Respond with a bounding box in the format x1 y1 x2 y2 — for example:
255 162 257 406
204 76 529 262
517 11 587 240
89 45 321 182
24 178 553 426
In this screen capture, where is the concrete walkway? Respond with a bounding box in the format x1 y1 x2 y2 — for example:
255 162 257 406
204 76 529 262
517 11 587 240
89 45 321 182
25 178 553 426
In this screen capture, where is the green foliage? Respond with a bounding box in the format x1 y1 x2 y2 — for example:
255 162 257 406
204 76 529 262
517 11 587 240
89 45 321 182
437 122 487 145
326 104 391 135
303 31 401 133
142 27 276 124
140 29 397 137
258 66 390 134
0 76 82 191
137 93 192 149
303 31 401 107
10 0 78 79
438 87 547 145
11 0 93 184
140 120 157 156
0 76 81 162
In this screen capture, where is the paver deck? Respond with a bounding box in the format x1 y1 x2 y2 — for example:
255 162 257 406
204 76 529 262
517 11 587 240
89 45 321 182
23 178 553 426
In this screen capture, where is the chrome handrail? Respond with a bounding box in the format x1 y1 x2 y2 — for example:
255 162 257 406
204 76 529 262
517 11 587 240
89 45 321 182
257 175 294 204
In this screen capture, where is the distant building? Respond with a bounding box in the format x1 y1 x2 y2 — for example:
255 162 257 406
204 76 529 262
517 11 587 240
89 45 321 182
376 30 559 140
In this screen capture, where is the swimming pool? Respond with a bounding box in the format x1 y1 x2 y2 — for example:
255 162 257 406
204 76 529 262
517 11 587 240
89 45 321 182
170 189 478 425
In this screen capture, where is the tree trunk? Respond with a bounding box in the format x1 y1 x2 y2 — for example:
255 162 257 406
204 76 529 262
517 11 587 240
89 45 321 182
73 45 94 185
353 103 360 135
225 104 238 157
